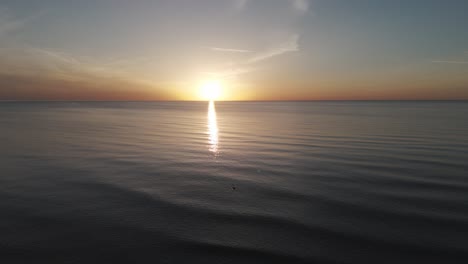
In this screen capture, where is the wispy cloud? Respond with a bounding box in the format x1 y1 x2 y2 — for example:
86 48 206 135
291 0 309 14
0 47 166 100
204 34 300 80
0 8 45 37
209 47 252 53
203 68 255 81
233 0 249 11
0 46 158 90
432 60 468 64
431 50 468 65
202 2 305 82
32 48 81 66
0 9 27 36
247 34 299 64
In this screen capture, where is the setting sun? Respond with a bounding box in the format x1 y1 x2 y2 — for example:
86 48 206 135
199 80 222 101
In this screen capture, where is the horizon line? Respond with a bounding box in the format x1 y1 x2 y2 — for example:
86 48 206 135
1 99 467 103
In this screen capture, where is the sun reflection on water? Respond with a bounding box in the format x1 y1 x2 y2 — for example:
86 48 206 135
208 100 219 154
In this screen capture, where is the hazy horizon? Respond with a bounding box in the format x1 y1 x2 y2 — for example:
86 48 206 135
2 99 468 102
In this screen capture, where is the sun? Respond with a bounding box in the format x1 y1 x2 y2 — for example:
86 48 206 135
199 80 222 101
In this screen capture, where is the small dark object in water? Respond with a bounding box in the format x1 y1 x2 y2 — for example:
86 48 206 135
231 185 236 190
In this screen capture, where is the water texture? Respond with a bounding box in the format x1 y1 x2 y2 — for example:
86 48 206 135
1 101 468 263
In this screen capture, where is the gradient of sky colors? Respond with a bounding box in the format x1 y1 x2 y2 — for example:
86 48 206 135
0 0 467 101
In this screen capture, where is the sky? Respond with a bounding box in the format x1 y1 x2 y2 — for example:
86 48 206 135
0 0 467 101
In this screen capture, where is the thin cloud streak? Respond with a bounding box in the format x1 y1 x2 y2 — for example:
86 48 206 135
204 66 256 79
209 47 252 53
206 34 300 80
31 48 81 66
432 60 468 64
247 34 299 64
0 46 159 91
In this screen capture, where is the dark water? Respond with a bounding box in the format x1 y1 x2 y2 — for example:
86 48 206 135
1 101 468 264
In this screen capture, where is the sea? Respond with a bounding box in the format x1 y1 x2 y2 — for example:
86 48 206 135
1 101 468 264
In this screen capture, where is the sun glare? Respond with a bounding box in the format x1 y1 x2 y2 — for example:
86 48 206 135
199 80 222 101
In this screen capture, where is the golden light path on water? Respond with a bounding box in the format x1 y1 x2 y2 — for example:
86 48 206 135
208 100 219 154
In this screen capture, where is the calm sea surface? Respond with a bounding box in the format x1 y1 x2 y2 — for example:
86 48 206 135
1 101 468 264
